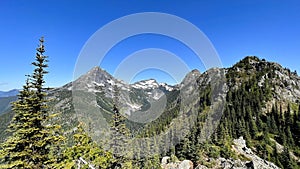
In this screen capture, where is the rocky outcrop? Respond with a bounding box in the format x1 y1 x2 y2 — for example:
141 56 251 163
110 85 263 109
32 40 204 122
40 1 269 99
178 160 193 169
161 156 170 167
232 137 280 169
195 158 256 169
194 137 280 169
161 157 193 169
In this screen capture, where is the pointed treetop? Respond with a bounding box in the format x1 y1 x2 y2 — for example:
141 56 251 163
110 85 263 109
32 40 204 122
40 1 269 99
37 36 45 53
39 36 44 43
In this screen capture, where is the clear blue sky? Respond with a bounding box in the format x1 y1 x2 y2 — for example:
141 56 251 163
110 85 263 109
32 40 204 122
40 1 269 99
0 0 299 91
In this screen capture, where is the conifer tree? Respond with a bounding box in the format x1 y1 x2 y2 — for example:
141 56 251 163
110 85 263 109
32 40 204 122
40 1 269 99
285 126 295 147
0 78 33 168
293 104 300 146
280 146 294 169
0 37 64 168
285 104 293 127
110 85 132 168
298 104 300 120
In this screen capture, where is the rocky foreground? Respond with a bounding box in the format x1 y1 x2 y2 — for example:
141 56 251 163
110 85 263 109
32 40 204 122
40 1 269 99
161 137 280 169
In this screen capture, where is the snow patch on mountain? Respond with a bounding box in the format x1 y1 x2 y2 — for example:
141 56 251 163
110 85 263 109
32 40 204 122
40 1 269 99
152 91 164 100
159 83 174 91
132 79 159 89
132 79 175 92
93 81 105 87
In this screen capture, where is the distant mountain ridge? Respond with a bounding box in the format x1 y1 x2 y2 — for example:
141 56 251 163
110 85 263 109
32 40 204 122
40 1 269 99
0 89 19 115
0 89 19 98
0 96 17 115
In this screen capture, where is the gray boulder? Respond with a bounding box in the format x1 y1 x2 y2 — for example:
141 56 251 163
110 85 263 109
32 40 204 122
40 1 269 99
178 160 193 169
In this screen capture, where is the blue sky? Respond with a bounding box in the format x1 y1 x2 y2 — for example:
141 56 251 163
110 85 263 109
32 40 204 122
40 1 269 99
0 0 299 91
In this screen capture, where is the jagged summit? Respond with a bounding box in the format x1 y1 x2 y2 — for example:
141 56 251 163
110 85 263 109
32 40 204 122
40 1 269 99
180 69 201 87
232 56 298 77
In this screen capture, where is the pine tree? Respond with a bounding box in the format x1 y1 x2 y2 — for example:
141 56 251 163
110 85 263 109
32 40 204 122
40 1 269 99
0 78 34 168
293 104 300 146
110 85 132 168
285 126 295 147
280 146 294 169
273 144 282 168
0 37 64 168
298 104 300 120
285 104 293 127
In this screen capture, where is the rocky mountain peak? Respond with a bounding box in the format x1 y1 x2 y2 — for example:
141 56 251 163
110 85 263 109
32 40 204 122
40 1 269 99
71 66 121 92
231 56 298 78
84 66 113 82
188 69 201 77
180 69 201 86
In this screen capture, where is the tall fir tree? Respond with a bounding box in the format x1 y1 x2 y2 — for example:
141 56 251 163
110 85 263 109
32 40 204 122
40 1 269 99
110 85 132 168
0 37 64 168
0 78 34 168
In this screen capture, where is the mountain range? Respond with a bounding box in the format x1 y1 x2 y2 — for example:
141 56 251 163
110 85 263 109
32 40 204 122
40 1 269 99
0 56 299 168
